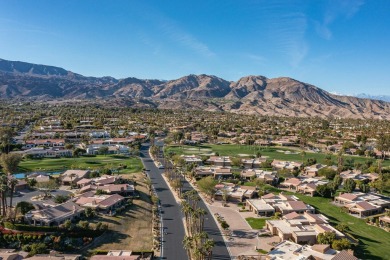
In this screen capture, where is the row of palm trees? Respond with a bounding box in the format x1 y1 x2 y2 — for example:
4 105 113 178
182 190 214 260
0 153 22 218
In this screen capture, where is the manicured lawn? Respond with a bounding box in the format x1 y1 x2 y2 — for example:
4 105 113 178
294 194 390 260
166 144 390 167
246 217 269 229
17 155 143 174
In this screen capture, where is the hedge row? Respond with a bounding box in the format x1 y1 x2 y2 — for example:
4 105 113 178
4 222 58 232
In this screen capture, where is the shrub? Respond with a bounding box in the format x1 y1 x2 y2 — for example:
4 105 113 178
77 220 89 230
29 243 48 256
221 221 229 229
22 244 31 252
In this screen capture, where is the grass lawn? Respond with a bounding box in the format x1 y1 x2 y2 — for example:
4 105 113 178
246 217 269 229
166 144 390 167
86 173 153 253
17 155 143 174
293 194 390 260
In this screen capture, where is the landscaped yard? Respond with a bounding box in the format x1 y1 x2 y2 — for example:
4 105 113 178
251 186 390 259
86 173 153 254
17 155 143 174
246 217 269 229
294 194 390 260
166 144 390 167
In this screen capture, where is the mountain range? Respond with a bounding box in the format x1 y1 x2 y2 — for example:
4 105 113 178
1 58 389 119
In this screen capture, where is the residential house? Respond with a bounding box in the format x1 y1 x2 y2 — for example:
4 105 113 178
23 139 65 149
297 183 317 197
246 193 315 216
240 169 277 184
346 201 381 218
90 250 152 260
25 201 84 226
266 241 357 260
241 158 267 168
266 213 344 245
214 167 233 179
206 156 231 167
246 199 275 217
28 253 81 260
75 194 125 214
60 170 90 186
18 148 72 158
304 164 326 177
214 184 256 202
181 155 203 165
271 160 302 170
280 178 302 190
14 180 29 192
28 174 51 183
334 192 390 218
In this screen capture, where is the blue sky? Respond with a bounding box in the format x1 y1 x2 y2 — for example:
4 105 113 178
0 0 389 95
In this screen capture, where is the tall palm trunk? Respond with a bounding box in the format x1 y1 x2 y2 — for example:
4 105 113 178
9 184 15 209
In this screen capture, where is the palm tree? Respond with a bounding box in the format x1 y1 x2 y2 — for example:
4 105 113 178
203 239 215 260
195 208 207 234
0 175 8 216
8 177 18 209
183 235 193 259
300 150 306 164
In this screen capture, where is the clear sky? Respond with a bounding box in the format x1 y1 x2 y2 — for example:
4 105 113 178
0 0 389 95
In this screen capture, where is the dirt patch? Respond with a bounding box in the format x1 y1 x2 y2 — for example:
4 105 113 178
86 173 153 252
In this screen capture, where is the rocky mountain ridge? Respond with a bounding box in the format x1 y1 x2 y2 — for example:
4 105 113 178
0 58 389 119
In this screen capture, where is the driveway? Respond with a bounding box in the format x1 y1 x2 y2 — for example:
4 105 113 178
11 189 72 206
208 202 260 258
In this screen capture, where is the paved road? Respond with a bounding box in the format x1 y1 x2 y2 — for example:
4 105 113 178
12 189 72 206
140 143 188 260
141 143 231 260
180 175 231 260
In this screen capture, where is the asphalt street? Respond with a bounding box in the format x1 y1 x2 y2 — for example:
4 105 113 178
11 189 72 206
140 143 231 260
140 144 189 260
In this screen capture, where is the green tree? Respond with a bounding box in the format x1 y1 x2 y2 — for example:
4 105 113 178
77 220 90 230
318 167 337 180
27 178 37 188
332 238 351 251
333 175 343 188
15 201 34 215
0 153 22 174
317 231 336 244
84 207 96 218
344 179 356 193
98 146 109 156
197 176 217 200
54 195 69 204
63 219 72 230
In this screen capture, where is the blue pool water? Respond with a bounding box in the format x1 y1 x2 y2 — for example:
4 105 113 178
13 171 63 179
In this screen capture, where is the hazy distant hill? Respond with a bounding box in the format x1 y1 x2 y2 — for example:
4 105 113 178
356 93 390 103
1 58 389 119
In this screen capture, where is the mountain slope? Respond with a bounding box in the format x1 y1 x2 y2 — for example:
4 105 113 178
0 58 389 119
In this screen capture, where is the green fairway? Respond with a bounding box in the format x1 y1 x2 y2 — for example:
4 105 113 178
166 144 390 167
18 155 143 174
246 217 269 229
